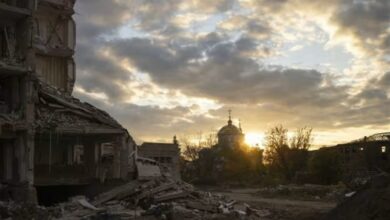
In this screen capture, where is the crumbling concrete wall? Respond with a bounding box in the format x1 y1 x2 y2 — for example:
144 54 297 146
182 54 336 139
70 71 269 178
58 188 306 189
0 0 37 203
1 0 137 203
34 0 76 94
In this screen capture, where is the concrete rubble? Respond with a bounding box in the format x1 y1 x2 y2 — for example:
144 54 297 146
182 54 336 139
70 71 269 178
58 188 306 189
0 175 270 219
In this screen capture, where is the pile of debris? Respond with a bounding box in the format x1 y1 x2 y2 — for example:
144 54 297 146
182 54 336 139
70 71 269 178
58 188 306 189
55 176 267 219
1 177 269 219
324 172 390 220
0 201 59 220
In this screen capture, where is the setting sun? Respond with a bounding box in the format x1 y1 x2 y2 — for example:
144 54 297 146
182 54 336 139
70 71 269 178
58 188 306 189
245 133 264 148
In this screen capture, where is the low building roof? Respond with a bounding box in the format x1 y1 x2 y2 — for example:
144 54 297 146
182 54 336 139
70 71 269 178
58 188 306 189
141 142 178 148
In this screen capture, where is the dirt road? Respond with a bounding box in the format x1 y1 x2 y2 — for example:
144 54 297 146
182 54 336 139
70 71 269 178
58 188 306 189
220 191 336 210
213 188 337 220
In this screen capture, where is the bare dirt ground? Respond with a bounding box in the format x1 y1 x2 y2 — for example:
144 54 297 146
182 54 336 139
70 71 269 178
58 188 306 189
212 188 337 220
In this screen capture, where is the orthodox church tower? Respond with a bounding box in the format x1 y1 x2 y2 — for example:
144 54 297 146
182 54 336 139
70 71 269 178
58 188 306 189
217 110 245 148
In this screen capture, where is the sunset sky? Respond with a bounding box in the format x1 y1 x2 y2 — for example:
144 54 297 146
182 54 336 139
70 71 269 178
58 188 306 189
72 0 390 148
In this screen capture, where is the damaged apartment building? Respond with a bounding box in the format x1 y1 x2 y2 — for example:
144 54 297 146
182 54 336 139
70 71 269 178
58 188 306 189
317 132 390 176
0 0 136 203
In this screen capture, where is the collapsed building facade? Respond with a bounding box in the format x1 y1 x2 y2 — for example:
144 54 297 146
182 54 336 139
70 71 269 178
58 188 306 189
0 0 136 203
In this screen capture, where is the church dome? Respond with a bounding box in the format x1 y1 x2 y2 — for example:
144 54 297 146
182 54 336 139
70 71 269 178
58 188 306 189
217 110 242 136
218 124 241 135
217 110 245 148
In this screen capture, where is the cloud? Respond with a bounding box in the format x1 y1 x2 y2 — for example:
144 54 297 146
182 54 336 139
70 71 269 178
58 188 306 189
379 72 390 88
106 34 346 107
329 0 390 61
73 89 223 143
75 0 133 41
290 45 304 51
242 0 390 65
74 43 134 102
71 0 390 145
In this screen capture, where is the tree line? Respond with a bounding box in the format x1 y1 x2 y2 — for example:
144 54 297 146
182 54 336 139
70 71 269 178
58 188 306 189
179 125 342 186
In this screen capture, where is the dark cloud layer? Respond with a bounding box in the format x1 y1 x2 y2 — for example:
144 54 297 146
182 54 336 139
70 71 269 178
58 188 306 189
331 0 390 60
106 35 347 108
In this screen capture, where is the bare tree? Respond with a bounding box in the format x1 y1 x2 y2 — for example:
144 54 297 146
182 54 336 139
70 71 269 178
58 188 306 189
179 135 201 161
179 131 217 161
182 145 202 161
264 125 314 181
203 131 218 147
290 127 313 150
264 125 291 179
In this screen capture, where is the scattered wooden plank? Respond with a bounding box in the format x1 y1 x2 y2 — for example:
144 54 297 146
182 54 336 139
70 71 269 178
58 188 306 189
77 198 104 211
93 181 140 206
137 182 177 200
154 190 189 203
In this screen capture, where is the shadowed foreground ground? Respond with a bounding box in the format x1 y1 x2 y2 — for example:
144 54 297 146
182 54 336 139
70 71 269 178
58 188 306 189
213 188 336 220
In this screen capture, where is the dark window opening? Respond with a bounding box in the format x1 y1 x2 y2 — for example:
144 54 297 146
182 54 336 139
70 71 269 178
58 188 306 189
73 144 84 164
0 76 23 114
0 25 10 60
0 139 18 182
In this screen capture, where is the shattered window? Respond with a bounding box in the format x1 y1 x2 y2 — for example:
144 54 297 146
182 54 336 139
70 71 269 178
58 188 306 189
0 26 8 59
73 144 84 164
0 84 5 113
101 143 114 157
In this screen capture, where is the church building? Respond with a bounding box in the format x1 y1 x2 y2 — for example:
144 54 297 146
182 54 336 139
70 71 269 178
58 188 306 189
217 110 245 148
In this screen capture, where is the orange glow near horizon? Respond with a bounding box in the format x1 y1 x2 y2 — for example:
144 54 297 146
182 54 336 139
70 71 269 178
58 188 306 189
245 132 264 148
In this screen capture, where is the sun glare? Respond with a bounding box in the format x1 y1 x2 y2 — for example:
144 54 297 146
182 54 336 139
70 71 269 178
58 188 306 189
245 132 264 148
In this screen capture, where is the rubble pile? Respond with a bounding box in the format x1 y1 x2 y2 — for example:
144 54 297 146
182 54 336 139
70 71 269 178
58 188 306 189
0 201 59 220
2 176 344 220
54 177 267 219
1 176 271 219
324 173 390 220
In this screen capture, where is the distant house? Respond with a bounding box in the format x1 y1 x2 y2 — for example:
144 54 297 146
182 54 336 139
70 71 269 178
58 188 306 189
138 136 181 180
